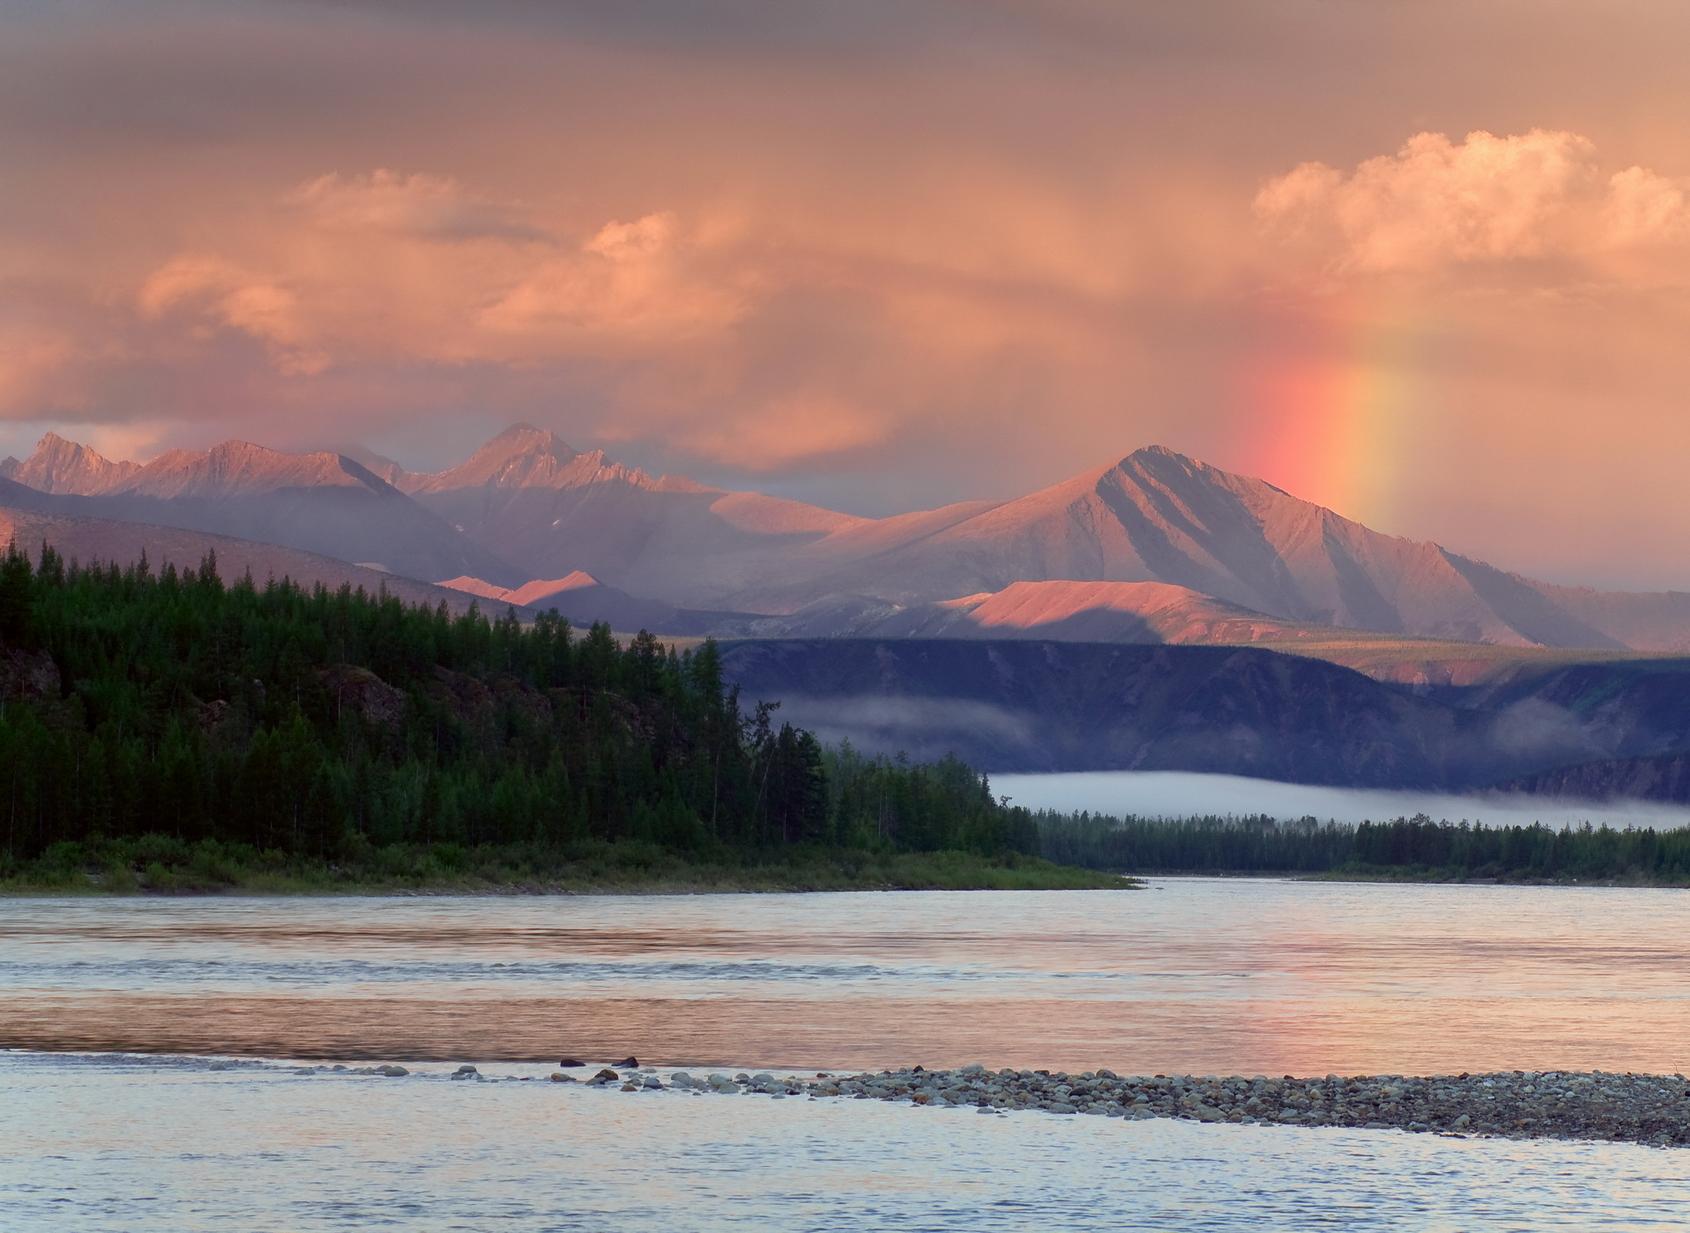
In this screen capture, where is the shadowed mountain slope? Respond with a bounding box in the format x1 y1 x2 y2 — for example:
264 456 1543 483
0 439 518 585
738 580 1309 644
717 638 1690 791
717 639 1478 782
0 501 496 614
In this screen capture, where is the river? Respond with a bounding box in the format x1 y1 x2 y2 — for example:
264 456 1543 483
5 879 1689 1230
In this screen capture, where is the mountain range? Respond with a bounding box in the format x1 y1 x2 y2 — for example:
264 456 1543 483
11 424 1686 652
1 435 515 584
0 502 491 615
9 422 1690 799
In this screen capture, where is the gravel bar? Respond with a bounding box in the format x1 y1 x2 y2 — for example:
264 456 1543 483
549 1064 1690 1148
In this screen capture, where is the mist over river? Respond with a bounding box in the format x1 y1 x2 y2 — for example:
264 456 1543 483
991 770 1690 829
7 879 1690 1231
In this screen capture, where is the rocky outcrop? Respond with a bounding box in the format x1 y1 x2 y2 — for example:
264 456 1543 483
1502 753 1690 803
0 646 59 702
318 665 407 732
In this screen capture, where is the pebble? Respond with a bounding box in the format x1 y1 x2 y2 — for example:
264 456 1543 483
572 1065 1690 1148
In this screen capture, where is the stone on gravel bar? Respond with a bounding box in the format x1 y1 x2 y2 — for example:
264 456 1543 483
582 1065 1690 1149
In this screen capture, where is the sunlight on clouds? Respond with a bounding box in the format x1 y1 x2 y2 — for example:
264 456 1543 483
1603 166 1690 246
138 255 326 375
1256 130 1690 278
480 211 752 348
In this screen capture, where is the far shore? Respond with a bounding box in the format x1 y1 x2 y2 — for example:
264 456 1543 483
0 844 1133 896
1128 868 1690 889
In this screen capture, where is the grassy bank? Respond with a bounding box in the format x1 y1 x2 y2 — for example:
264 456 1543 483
0 835 1131 895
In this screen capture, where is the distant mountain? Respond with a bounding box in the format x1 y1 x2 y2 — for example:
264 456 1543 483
438 568 747 634
725 446 1690 652
12 424 1690 655
112 439 393 499
0 500 493 614
717 638 1690 791
739 580 1310 644
399 424 865 601
0 436 517 585
718 639 1481 782
0 432 140 494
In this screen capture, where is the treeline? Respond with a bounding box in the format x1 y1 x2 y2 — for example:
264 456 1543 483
0 542 1038 870
1035 811 1690 882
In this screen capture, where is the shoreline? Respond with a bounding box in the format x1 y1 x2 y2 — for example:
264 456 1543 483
521 1063 1690 1149
0 843 1130 896
0 880 1138 898
0 870 1137 897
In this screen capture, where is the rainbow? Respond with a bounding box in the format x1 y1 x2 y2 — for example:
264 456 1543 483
1230 293 1422 528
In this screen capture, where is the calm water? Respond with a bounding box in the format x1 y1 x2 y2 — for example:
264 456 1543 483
6 879 1690 1231
5 879 1688 1073
992 770 1690 829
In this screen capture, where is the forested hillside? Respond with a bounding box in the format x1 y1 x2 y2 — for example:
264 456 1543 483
0 541 1045 884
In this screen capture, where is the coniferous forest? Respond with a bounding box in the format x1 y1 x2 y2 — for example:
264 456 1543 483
9 539 1678 891
1036 811 1690 884
0 542 1081 890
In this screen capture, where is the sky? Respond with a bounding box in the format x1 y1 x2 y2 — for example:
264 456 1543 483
5 1 1690 588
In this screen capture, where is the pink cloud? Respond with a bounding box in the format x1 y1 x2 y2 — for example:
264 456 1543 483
289 169 548 242
1603 165 1690 245
137 256 325 375
480 211 752 348
1256 129 1690 277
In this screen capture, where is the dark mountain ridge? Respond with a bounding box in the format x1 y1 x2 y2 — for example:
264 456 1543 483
718 638 1690 796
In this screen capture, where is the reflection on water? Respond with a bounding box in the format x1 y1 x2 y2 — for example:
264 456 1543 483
5 1051 1690 1233
3 879 1689 1074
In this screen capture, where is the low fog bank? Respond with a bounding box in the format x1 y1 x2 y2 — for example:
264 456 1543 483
990 771 1690 831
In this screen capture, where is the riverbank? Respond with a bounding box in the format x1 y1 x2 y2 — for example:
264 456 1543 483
1310 865 1690 888
541 1063 1690 1149
0 837 1128 895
